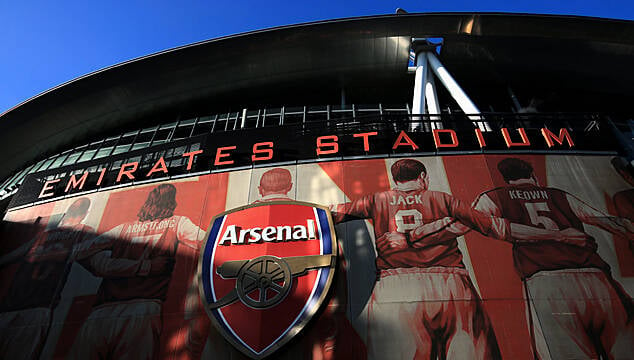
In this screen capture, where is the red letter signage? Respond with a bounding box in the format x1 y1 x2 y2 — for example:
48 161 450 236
316 135 339 155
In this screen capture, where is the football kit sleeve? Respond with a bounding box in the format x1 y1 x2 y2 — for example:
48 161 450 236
412 194 501 242
331 194 374 224
567 193 634 236
405 217 466 247
82 250 160 278
176 216 205 249
405 193 578 247
70 224 123 261
439 192 510 241
459 192 578 244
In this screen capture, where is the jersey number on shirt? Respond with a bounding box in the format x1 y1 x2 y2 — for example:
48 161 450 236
394 209 423 233
524 202 559 230
131 234 164 247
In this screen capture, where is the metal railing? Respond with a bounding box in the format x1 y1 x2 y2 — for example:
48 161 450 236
0 105 620 202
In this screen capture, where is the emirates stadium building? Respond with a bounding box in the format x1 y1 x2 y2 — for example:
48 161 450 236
0 13 633 360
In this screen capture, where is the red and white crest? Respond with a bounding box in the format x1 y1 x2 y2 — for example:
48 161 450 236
199 201 337 359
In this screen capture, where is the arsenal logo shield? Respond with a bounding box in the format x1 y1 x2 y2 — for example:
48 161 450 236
198 201 337 359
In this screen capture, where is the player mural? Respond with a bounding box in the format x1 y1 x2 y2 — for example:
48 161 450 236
249 167 367 360
67 184 206 359
0 155 632 359
328 158 597 360
253 168 295 203
476 158 634 359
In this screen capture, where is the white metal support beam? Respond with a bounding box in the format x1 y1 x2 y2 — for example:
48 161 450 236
424 60 441 130
410 39 490 131
411 52 427 131
426 52 491 131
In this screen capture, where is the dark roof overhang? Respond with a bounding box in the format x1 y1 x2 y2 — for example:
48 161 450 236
1 13 633 180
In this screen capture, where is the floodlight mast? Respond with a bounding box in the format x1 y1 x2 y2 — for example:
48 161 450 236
410 38 490 131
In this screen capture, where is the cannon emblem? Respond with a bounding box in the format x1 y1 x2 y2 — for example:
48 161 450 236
209 254 335 309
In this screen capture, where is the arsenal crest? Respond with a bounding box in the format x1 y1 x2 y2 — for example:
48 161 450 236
199 201 337 359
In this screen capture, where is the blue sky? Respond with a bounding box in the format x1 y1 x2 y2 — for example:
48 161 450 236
1 0 632 113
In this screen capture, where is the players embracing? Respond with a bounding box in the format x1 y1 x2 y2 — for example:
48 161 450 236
330 158 585 360
68 183 206 359
375 157 634 359
473 158 634 359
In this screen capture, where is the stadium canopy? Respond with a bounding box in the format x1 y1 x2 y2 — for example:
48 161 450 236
1 13 633 181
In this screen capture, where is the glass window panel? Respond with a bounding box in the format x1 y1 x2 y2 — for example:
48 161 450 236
117 135 136 146
48 155 69 170
169 156 185 167
131 142 150 151
214 115 229 132
135 131 155 143
62 153 82 166
192 122 212 136
152 128 172 143
94 146 114 159
126 156 142 163
4 172 25 189
159 122 177 130
197 115 213 124
283 112 303 125
78 149 97 162
37 158 57 171
139 126 158 136
0 177 12 191
110 160 123 169
112 144 132 155
308 105 327 112
172 125 193 140
171 145 187 157
189 143 201 152
180 118 196 126
162 148 175 159
29 159 48 173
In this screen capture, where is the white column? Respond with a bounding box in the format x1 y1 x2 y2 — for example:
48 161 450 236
427 52 490 131
411 52 427 131
424 64 441 129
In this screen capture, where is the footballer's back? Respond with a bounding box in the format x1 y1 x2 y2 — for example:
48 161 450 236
96 215 184 305
117 215 182 259
371 188 457 236
486 184 583 232
484 183 608 277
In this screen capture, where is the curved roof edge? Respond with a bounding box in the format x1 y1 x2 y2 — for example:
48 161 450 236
3 12 633 119
1 12 633 181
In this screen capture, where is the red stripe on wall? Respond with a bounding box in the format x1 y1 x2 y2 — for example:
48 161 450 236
443 154 547 359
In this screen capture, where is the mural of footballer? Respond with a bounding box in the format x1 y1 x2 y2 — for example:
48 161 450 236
330 159 587 360
385 157 634 359
68 184 205 359
254 167 367 360
253 167 294 203
473 158 634 359
0 198 95 360
184 167 367 359
183 168 297 358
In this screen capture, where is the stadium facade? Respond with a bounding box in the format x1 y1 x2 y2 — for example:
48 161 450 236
0 12 633 360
